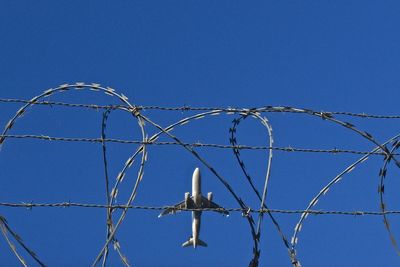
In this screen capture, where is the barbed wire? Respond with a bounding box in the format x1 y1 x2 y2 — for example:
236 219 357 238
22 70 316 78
2 83 400 266
2 97 400 119
0 134 397 156
2 202 400 216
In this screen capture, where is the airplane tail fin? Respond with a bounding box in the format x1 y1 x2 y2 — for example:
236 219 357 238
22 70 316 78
182 237 207 248
197 239 207 247
181 239 192 247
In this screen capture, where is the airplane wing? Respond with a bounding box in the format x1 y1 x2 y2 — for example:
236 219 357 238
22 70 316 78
158 198 195 218
201 197 229 216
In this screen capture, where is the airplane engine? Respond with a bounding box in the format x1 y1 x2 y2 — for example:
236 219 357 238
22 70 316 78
184 192 190 208
207 192 213 202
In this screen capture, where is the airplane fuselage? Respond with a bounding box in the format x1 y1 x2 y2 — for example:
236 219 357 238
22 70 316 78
191 167 202 248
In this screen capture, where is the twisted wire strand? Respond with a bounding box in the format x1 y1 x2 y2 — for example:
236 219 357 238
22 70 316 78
1 134 397 156
2 98 400 119
3 202 400 216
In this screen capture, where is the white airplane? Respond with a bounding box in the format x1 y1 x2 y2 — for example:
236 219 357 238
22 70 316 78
158 167 229 248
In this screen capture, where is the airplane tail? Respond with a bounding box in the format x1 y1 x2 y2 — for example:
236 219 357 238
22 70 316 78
182 237 207 248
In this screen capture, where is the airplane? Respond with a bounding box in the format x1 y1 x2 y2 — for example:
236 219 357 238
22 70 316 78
158 167 229 248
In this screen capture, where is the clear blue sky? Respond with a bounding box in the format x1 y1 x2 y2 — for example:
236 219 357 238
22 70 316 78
1 1 400 266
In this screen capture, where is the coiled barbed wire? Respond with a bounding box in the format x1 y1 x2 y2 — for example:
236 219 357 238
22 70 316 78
1 82 400 266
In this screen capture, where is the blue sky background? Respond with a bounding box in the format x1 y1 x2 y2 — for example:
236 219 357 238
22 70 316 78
1 1 400 266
